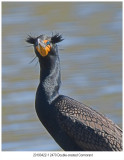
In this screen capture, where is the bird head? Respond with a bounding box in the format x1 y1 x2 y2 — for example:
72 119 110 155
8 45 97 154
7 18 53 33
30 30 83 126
26 33 63 60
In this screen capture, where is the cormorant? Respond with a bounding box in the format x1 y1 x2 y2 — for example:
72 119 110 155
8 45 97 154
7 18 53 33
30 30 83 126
26 33 122 151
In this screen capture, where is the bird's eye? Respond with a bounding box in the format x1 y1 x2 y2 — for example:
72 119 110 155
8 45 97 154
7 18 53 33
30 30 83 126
46 41 50 45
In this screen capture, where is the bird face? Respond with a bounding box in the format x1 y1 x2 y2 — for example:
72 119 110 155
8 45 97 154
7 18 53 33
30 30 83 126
26 33 63 58
36 38 51 57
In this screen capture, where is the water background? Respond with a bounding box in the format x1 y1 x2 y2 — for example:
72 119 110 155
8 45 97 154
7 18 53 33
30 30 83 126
2 2 122 151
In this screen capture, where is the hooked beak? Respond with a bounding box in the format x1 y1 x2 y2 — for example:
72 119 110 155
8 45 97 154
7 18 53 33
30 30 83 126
36 39 51 57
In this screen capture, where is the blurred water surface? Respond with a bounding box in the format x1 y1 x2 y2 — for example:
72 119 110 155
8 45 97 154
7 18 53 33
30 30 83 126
2 2 122 151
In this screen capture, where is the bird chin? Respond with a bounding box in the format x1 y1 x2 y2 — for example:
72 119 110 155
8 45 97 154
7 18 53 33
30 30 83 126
36 44 48 57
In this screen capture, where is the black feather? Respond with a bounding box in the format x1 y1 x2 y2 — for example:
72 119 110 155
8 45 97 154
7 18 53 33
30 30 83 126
51 33 64 44
26 35 36 44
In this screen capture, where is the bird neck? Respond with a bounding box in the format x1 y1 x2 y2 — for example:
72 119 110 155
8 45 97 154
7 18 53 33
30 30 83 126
38 56 61 104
